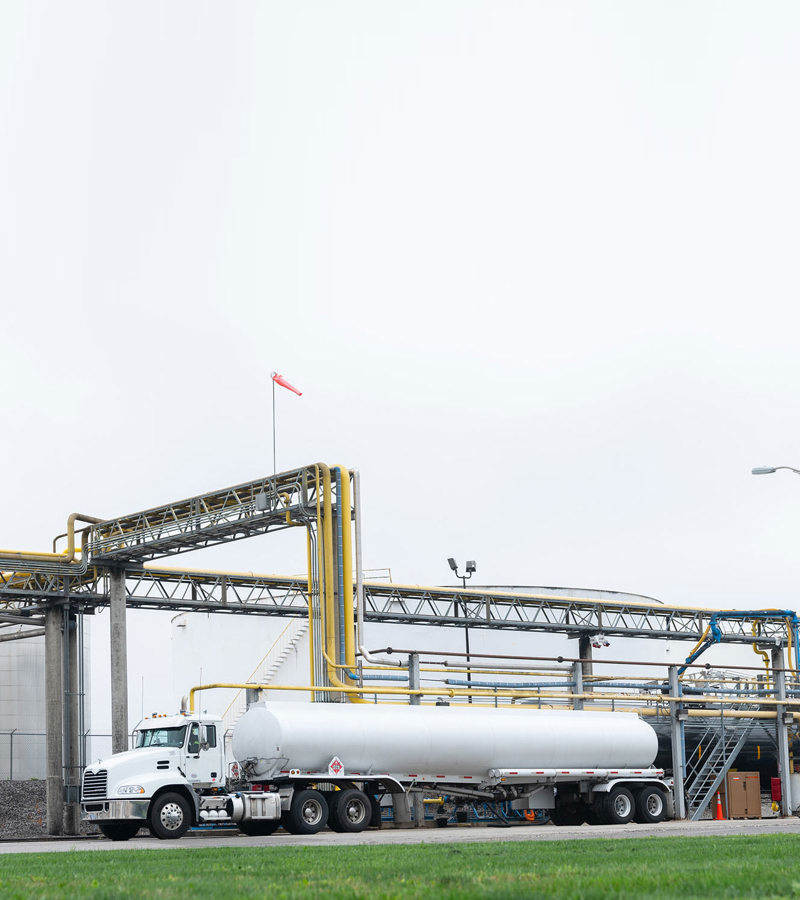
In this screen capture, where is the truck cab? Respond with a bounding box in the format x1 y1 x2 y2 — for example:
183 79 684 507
81 712 225 841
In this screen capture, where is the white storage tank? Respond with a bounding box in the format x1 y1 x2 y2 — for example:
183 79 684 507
232 701 658 778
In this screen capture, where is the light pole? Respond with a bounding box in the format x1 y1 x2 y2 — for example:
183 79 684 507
447 558 476 702
752 466 800 477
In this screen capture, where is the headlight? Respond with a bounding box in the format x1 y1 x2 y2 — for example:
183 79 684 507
118 784 145 795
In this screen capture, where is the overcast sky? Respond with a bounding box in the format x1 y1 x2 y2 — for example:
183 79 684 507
3 2 800 724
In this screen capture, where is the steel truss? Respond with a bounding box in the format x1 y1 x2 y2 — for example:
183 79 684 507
0 568 789 645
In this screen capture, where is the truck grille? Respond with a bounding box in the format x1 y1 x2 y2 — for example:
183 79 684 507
82 769 108 800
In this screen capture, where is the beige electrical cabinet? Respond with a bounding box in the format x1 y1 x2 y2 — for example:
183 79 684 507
720 772 761 819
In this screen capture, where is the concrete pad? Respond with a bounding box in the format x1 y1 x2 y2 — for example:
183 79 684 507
2 816 800 854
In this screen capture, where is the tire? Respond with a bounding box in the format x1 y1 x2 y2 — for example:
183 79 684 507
634 787 666 824
282 789 328 835
604 786 635 825
148 792 193 840
585 796 606 826
330 789 370 834
238 819 281 836
98 821 140 841
325 792 343 833
550 801 585 827
435 816 449 828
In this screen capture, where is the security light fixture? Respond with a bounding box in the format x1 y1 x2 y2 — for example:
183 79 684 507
447 557 457 572
466 560 477 574
752 467 777 475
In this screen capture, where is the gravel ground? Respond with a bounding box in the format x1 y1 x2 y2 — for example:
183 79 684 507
0 781 97 838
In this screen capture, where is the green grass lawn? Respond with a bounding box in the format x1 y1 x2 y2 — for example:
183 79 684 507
0 835 799 899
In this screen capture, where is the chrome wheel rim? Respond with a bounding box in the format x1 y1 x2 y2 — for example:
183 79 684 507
645 792 663 817
613 794 631 818
302 800 323 826
345 799 367 825
160 802 184 831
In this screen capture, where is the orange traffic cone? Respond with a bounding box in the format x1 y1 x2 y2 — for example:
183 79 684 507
715 792 725 820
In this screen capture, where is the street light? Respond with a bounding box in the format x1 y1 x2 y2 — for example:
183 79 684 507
447 557 476 702
752 466 800 477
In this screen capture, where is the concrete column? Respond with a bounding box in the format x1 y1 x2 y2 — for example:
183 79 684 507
411 791 426 828
245 688 261 709
772 647 793 816
44 605 63 835
668 665 687 819
578 635 593 705
63 612 81 835
408 653 420 705
392 792 412 826
571 660 584 710
110 569 129 754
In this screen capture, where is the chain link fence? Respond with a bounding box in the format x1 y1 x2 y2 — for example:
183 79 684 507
0 732 119 780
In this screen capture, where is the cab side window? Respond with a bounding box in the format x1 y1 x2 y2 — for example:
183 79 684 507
187 723 200 754
206 725 217 749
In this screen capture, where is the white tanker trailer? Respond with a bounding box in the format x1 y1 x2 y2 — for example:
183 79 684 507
81 702 672 841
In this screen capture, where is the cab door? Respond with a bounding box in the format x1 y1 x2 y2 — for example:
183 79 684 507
183 722 224 787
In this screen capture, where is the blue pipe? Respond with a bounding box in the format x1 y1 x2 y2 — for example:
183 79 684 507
680 610 800 676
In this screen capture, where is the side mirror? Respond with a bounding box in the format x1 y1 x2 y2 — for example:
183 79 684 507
199 725 209 751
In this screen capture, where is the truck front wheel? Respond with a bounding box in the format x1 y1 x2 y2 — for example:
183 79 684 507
148 792 192 839
282 789 328 835
98 821 140 841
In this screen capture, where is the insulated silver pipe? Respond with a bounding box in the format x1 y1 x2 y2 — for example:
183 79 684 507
352 470 402 669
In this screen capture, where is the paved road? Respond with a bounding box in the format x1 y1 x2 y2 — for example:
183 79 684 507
2 817 800 855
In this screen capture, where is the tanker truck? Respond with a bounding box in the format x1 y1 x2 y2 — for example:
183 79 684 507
81 702 672 840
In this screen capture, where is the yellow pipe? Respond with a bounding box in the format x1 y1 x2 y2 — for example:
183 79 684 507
185 681 800 717
313 464 366 702
752 620 771 686
337 467 356 670
279 493 304 528
786 617 798 677
306 529 316 692
320 464 338 686
0 512 103 566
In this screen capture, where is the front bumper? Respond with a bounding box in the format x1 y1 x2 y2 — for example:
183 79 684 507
81 799 150 822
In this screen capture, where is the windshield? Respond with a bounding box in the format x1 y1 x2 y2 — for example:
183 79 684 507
135 726 187 749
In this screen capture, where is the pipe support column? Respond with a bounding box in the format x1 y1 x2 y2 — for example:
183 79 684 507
669 665 687 820
408 653 420 705
772 648 793 816
578 635 593 706
44 605 63 835
63 612 81 834
110 569 129 754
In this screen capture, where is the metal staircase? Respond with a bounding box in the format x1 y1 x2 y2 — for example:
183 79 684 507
221 617 309 730
685 706 761 820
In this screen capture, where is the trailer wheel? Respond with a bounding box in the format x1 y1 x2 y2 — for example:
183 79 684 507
98 821 140 841
550 801 585 826
330 789 370 833
148 792 192 839
604 786 635 825
282 789 328 835
585 797 606 825
238 820 281 836
634 786 666 824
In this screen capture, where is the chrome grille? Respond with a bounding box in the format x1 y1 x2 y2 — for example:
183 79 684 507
82 769 108 800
